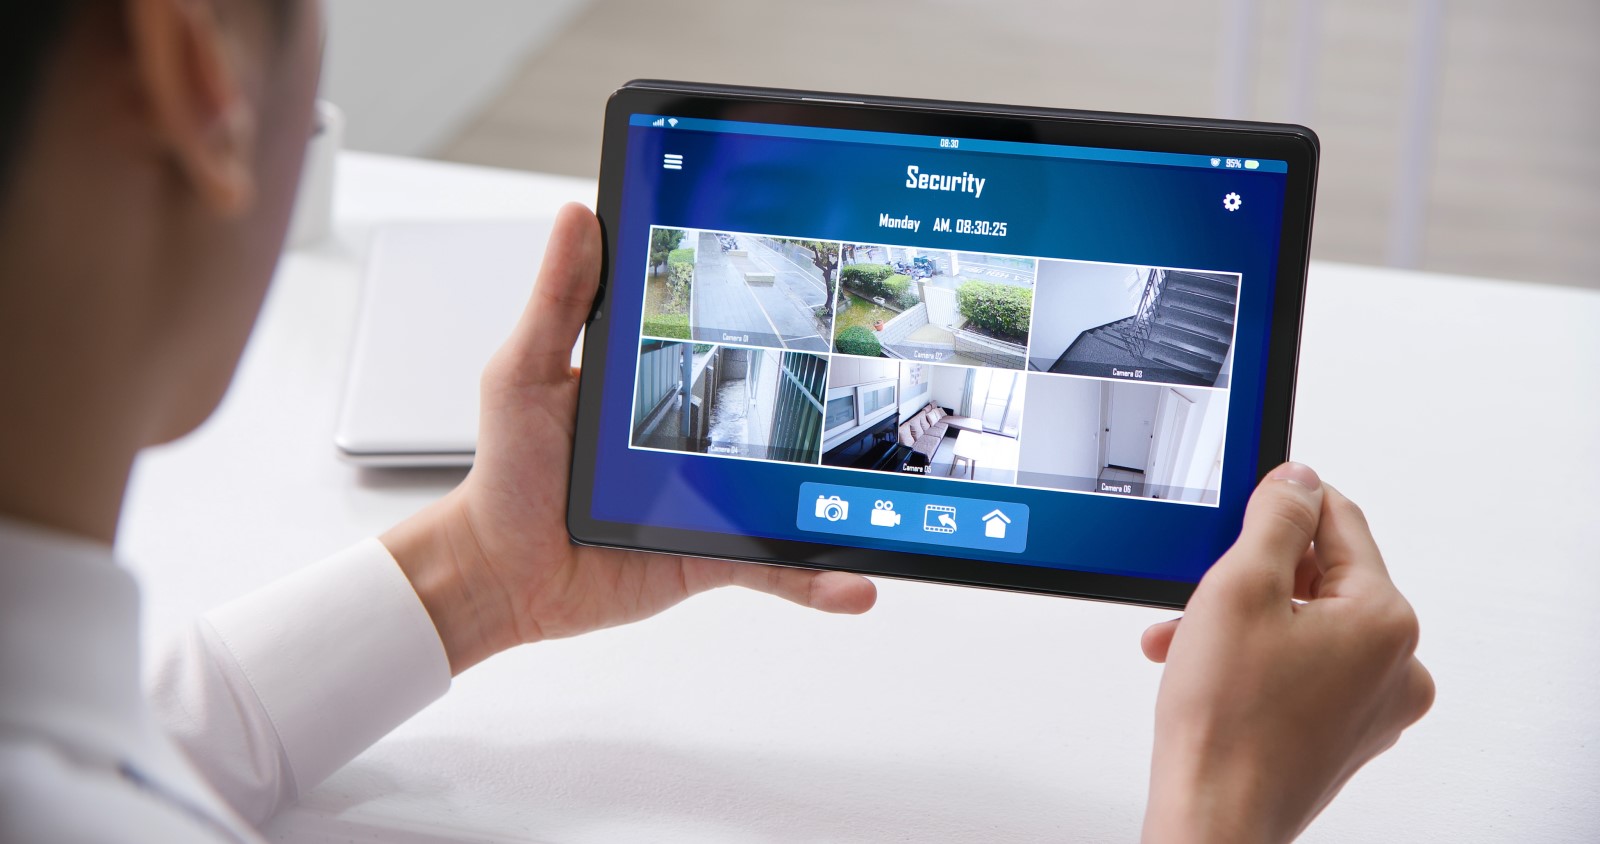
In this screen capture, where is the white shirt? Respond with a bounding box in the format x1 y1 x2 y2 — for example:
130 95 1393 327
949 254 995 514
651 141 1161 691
0 517 452 842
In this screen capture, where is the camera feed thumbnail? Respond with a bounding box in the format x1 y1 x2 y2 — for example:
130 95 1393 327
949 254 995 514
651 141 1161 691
631 339 828 464
1029 260 1240 388
821 359 1024 485
1017 376 1228 504
641 226 840 352
832 244 1034 370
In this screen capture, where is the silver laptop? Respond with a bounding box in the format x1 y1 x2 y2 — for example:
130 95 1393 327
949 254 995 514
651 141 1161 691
335 219 580 466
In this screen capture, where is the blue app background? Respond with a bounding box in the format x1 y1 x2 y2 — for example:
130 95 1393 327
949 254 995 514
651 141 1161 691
590 122 1290 584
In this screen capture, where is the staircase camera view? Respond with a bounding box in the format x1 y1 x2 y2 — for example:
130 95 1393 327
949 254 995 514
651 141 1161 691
630 226 1240 506
631 340 829 464
1029 259 1240 388
640 226 840 352
1017 377 1229 504
833 244 1033 370
822 359 1024 485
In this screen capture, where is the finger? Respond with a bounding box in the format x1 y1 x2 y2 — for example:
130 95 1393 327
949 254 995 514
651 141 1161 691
1211 462 1326 603
1402 657 1437 725
503 203 602 386
1140 617 1181 663
720 561 878 614
1309 484 1394 598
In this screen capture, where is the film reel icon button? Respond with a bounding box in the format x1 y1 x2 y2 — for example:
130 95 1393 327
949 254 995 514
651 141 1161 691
923 504 958 534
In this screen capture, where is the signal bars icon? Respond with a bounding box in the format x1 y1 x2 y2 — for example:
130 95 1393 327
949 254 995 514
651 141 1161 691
662 153 684 171
650 117 681 128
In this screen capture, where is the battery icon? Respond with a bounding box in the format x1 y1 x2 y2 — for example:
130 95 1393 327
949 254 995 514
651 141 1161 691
1244 160 1260 170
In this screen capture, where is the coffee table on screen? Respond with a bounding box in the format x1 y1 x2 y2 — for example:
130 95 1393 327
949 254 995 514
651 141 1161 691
950 432 982 479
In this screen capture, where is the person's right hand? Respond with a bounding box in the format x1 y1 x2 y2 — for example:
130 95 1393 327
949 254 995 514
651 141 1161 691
1140 463 1435 844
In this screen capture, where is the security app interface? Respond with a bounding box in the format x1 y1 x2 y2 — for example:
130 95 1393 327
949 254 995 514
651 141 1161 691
595 113 1290 583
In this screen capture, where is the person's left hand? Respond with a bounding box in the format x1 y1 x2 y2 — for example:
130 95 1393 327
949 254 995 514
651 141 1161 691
383 204 876 673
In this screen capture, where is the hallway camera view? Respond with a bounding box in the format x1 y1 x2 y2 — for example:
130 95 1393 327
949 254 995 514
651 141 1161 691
832 244 1034 370
641 226 839 352
1029 259 1240 388
631 340 829 464
822 359 1024 485
1016 376 1228 504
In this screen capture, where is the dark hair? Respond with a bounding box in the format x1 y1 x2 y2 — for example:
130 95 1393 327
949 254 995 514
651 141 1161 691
0 2 292 198
0 4 85 196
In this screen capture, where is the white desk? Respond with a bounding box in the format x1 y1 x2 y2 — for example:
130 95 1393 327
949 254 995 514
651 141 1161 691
121 152 1600 843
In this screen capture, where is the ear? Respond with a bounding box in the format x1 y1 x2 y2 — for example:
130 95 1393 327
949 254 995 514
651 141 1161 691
127 0 257 216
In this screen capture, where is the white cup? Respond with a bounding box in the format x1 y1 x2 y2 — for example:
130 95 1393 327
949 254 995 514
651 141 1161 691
287 99 344 250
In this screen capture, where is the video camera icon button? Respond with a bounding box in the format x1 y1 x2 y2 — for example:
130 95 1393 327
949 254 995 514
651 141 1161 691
869 500 902 528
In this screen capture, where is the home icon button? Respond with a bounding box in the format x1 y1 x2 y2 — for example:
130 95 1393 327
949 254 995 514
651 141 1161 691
982 509 1011 539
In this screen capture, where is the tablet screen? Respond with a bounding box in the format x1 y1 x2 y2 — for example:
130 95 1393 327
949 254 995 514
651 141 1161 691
587 107 1294 587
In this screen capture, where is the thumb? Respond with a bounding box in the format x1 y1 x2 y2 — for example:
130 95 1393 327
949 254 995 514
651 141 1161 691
1208 462 1326 605
495 203 602 388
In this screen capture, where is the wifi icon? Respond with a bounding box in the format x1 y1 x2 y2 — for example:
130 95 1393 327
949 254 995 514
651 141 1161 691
668 118 679 127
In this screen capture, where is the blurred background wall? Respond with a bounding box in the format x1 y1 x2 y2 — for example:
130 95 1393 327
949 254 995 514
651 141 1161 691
325 0 1599 291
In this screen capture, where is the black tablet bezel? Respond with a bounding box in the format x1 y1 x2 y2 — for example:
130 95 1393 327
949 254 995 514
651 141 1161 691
569 80 1317 609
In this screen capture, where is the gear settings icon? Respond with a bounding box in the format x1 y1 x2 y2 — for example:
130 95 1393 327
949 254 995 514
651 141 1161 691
1223 192 1242 212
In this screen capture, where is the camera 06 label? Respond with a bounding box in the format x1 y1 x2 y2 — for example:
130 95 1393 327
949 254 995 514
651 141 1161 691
797 482 1029 554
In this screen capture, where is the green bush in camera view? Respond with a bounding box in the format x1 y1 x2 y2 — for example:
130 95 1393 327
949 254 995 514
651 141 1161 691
956 280 1032 342
835 325 883 357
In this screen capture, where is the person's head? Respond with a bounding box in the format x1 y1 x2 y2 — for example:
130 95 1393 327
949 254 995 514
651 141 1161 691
0 0 323 534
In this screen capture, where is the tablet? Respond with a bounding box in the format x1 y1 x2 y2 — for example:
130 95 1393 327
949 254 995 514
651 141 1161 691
569 80 1316 608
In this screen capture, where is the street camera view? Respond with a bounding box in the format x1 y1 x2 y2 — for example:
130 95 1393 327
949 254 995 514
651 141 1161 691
640 226 840 352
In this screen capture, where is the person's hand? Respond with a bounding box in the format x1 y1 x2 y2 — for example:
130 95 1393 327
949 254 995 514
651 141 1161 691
1140 463 1434 844
383 204 876 673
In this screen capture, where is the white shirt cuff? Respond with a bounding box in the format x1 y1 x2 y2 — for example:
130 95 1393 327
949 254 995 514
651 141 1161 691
202 538 451 798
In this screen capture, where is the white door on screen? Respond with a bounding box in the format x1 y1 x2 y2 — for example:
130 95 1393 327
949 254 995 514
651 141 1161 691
1146 388 1194 491
1106 384 1159 471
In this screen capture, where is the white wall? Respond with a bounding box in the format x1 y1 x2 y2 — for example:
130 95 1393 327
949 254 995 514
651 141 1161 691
1017 376 1102 480
746 350 777 451
322 0 591 156
1030 261 1148 361
897 363 932 418
1172 388 1229 500
927 365 969 413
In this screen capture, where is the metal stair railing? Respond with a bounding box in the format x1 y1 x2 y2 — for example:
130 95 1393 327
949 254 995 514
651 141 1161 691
1119 269 1167 357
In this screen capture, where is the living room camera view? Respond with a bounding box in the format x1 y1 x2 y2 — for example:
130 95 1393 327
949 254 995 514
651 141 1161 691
1029 259 1240 388
631 339 829 464
630 226 1238 505
822 360 1024 485
832 244 1034 370
640 226 840 353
